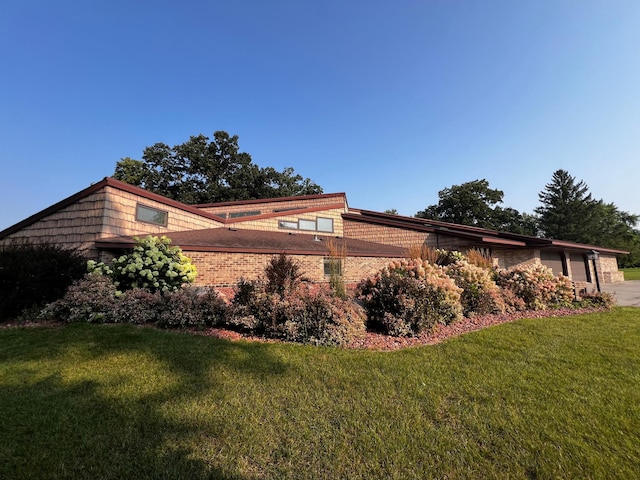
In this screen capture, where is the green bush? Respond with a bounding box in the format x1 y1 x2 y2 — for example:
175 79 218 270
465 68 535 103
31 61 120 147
356 259 463 336
88 235 197 293
0 242 87 320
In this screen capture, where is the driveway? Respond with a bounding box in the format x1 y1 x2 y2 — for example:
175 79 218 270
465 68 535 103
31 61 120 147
601 280 640 307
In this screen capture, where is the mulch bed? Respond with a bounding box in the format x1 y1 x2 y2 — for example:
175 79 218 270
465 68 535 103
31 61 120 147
195 306 607 351
1 307 607 351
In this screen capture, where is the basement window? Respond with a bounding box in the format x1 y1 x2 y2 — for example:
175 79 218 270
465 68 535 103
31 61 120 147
136 204 168 226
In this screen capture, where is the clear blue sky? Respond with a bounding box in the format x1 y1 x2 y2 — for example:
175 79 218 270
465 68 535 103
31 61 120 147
2 0 639 231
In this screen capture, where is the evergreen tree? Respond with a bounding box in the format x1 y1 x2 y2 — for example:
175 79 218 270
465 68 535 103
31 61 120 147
535 170 597 242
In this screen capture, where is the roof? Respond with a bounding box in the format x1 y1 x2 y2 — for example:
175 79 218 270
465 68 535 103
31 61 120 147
345 209 629 255
96 228 408 257
194 192 347 208
0 177 348 238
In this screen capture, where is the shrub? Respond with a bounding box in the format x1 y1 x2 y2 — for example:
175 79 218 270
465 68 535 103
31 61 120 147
281 285 366 346
575 291 615 309
112 288 163 324
0 242 87 320
229 280 365 346
495 264 574 310
444 259 506 316
264 253 304 296
356 259 463 336
40 274 118 323
88 235 197 293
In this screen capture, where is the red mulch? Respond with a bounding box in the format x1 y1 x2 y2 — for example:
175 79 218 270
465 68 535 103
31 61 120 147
2 307 607 351
195 306 607 351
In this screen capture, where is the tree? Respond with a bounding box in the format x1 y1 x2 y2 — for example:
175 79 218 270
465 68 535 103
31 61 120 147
535 169 640 265
416 179 537 234
535 170 597 243
114 131 323 204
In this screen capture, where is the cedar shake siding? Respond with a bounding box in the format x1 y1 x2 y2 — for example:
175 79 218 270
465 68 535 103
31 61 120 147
0 177 628 286
0 178 223 256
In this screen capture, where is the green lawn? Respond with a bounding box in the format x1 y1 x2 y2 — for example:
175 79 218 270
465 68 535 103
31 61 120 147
622 267 640 281
1 309 639 479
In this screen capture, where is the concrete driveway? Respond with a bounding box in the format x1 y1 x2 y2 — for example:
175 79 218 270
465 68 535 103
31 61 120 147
601 280 640 307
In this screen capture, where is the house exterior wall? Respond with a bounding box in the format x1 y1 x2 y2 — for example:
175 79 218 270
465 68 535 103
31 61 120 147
100 186 222 238
198 195 347 217
598 254 624 282
493 248 538 269
230 208 345 236
343 220 426 249
186 250 397 287
0 190 109 255
0 186 223 257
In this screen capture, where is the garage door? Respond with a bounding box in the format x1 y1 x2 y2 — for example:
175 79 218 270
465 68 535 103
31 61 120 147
540 251 566 276
569 253 590 282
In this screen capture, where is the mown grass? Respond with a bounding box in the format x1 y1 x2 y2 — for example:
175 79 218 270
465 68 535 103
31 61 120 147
622 267 640 281
1 308 639 479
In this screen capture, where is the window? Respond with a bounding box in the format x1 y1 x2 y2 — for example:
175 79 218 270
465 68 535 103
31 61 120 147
299 219 316 231
317 217 333 233
279 220 298 230
277 216 334 233
324 258 342 276
228 210 261 218
136 204 168 226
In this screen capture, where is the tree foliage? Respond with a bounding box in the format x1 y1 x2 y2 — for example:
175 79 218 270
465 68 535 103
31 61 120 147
114 131 322 204
535 169 597 243
535 169 640 266
415 179 537 234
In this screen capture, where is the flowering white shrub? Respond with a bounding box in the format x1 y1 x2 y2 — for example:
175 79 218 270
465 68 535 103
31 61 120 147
88 235 197 293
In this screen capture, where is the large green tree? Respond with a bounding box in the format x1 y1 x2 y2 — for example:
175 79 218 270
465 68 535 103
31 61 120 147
415 179 537 234
535 169 640 266
114 131 322 204
535 169 597 243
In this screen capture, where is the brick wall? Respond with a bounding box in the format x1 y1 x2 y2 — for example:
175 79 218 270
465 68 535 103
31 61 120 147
186 250 397 287
598 255 624 282
493 248 538 269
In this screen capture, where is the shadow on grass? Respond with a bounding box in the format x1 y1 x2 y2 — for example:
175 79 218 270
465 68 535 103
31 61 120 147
0 324 290 479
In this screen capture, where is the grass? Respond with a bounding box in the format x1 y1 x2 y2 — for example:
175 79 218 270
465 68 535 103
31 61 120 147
1 309 639 479
622 267 640 281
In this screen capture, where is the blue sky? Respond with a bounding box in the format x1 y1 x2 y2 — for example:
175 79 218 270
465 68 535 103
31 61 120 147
1 1 639 230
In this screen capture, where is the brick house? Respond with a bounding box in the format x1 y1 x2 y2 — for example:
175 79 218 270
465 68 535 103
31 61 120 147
0 177 626 290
